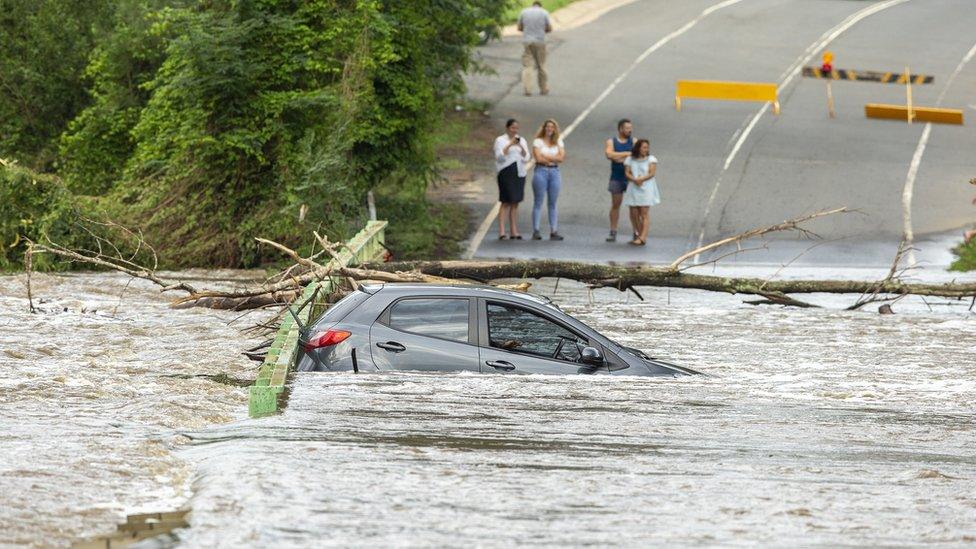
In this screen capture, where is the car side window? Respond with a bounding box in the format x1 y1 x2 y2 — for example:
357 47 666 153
387 298 469 343
486 302 586 361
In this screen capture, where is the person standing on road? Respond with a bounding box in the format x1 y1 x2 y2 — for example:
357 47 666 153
622 139 659 246
605 119 635 242
518 1 552 96
531 119 566 241
493 119 531 240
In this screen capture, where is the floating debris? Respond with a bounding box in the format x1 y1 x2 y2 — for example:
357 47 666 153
73 510 189 548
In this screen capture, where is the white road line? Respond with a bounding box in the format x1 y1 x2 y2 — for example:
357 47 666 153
901 124 931 267
463 0 747 260
691 0 911 262
465 199 503 259
561 0 746 137
901 39 976 267
935 42 976 105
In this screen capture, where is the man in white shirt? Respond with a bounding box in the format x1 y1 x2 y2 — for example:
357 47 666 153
518 1 552 96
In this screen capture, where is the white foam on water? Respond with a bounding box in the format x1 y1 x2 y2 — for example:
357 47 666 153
4 270 974 546
176 278 976 546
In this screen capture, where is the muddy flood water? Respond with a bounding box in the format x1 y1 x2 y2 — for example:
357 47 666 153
1 269 975 547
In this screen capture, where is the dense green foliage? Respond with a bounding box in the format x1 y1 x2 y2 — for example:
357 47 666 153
1 0 507 269
59 0 179 196
0 0 114 169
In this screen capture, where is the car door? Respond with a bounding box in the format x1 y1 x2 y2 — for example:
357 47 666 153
477 299 603 375
369 296 480 372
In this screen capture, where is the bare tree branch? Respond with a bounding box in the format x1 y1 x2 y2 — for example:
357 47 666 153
667 207 850 271
847 238 914 311
29 238 198 294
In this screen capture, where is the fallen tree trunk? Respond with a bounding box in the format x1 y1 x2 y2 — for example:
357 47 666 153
364 260 976 300
25 208 975 312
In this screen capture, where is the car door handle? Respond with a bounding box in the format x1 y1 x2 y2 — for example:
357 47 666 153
376 341 406 353
486 360 516 371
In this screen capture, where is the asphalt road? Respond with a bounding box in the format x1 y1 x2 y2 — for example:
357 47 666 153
464 0 976 269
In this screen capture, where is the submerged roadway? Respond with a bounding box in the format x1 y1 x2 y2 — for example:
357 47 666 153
463 0 976 270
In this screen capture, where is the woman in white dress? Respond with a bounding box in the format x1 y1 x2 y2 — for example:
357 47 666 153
622 139 659 246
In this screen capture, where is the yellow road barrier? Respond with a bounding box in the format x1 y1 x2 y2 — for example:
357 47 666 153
864 103 964 125
675 80 780 114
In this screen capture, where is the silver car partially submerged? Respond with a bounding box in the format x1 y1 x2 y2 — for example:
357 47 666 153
296 284 702 377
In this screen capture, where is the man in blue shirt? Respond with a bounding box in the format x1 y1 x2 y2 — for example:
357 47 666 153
604 119 634 242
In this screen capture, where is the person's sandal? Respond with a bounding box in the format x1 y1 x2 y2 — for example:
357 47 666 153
499 235 508 240
512 234 523 240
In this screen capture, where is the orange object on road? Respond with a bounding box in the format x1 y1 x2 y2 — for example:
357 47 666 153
864 103 964 125
821 51 834 73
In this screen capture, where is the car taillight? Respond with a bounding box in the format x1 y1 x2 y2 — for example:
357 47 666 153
303 329 351 351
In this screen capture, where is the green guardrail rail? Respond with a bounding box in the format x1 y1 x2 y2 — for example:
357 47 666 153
248 220 387 418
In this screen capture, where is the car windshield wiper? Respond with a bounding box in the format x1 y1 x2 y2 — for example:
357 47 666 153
619 344 653 360
538 294 561 310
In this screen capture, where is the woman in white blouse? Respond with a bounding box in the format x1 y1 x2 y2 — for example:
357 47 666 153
492 119 531 239
530 119 565 240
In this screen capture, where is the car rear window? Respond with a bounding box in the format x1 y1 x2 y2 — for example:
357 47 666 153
310 290 371 329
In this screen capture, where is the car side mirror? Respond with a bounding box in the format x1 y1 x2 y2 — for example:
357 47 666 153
580 346 604 366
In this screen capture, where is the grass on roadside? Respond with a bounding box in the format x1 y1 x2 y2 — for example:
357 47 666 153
432 101 493 167
431 104 487 151
503 0 579 25
352 97 495 262
378 187 469 261
950 238 976 271
380 101 493 261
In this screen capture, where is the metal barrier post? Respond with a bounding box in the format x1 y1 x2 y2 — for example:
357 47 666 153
905 66 914 124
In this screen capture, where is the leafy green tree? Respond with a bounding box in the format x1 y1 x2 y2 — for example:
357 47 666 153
109 1 371 265
0 0 114 168
110 0 505 266
59 0 180 195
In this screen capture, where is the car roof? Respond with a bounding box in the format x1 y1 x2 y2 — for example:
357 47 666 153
361 283 557 307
